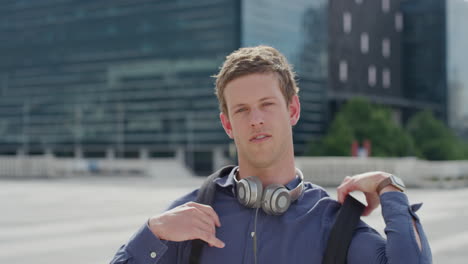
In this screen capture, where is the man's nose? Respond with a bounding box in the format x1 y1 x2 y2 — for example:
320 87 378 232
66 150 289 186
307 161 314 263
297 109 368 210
249 109 264 127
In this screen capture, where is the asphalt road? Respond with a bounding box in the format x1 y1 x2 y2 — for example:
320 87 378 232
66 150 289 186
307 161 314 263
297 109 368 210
1 175 467 264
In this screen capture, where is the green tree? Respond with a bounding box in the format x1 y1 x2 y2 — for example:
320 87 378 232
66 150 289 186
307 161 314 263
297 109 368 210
463 141 468 158
306 97 416 157
406 110 467 160
320 114 354 156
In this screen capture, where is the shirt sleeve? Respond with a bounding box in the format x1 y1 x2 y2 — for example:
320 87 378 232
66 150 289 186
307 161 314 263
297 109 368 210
347 191 432 264
109 222 170 264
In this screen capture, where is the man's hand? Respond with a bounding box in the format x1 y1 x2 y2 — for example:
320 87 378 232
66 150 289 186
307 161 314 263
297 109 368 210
336 171 397 216
148 201 225 248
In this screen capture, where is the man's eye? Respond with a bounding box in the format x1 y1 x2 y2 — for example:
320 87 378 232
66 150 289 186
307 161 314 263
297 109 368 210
263 102 273 107
236 108 247 113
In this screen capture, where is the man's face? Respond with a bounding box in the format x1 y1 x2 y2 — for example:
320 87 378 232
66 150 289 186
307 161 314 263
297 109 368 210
220 73 300 169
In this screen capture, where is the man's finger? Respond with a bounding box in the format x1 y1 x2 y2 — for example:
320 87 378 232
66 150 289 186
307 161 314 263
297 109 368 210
190 202 221 227
194 217 216 236
362 206 374 216
337 183 354 204
190 206 214 230
196 228 225 248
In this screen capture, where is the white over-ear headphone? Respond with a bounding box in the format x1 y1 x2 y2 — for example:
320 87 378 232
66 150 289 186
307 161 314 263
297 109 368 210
233 168 304 215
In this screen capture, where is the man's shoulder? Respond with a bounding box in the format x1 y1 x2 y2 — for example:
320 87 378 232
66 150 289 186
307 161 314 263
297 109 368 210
301 182 341 208
166 188 199 210
165 166 235 211
303 181 330 197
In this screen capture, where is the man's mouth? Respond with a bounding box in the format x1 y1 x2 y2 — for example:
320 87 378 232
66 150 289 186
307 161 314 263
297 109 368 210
250 134 272 142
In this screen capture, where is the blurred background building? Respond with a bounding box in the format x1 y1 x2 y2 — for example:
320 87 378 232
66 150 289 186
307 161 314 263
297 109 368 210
401 0 447 123
0 0 467 175
446 0 468 139
329 0 406 124
0 0 243 175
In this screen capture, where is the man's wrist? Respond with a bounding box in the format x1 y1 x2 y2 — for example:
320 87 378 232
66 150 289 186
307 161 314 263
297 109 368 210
148 216 165 240
376 174 406 195
379 185 401 195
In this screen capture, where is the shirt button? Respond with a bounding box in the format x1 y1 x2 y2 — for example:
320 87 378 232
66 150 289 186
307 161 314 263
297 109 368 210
150 252 157 258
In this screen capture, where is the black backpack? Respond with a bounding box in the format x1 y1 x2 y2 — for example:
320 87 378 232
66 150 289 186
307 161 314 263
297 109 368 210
189 166 365 264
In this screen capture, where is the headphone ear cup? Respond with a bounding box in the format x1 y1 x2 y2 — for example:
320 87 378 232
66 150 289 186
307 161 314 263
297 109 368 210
262 184 291 215
236 176 263 208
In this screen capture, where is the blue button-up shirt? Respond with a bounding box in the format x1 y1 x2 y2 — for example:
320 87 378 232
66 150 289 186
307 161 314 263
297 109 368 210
111 168 432 263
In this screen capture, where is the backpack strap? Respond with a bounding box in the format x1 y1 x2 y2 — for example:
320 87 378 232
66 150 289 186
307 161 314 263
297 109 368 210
189 166 235 264
322 195 365 264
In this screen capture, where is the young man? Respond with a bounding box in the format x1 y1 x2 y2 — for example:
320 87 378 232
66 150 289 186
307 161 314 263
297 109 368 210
111 46 432 263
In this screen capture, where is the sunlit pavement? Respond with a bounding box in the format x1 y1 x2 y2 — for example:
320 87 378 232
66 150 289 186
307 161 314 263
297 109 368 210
1 175 467 264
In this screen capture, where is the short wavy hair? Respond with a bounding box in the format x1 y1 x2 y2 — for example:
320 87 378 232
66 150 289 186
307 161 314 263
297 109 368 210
214 45 299 115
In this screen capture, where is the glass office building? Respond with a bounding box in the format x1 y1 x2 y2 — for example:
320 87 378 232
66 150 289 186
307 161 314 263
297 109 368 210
447 0 468 138
401 0 447 122
401 0 468 139
0 0 327 174
242 0 328 150
0 0 241 174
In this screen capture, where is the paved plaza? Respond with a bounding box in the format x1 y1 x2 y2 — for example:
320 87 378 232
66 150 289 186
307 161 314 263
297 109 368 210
1 174 467 264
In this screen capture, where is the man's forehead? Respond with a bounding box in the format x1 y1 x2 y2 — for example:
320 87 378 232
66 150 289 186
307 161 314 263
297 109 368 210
225 73 281 93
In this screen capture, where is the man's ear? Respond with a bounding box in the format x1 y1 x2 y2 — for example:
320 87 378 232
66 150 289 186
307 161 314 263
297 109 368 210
220 112 234 139
289 95 301 126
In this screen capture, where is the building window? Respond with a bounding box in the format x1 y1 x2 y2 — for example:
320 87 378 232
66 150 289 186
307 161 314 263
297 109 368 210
140 21 152 33
382 0 390 13
141 43 153 53
47 15 56 23
382 68 391 88
395 12 403 32
360 33 369 54
382 38 391 58
339 60 348 82
343 12 352 33
107 7 117 16
75 9 85 19
107 25 117 35
368 65 377 87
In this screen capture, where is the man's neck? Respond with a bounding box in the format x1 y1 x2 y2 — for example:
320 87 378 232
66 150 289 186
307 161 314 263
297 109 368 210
236 158 296 186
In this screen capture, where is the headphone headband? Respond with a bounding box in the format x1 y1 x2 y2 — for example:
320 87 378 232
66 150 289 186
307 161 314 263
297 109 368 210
289 168 305 202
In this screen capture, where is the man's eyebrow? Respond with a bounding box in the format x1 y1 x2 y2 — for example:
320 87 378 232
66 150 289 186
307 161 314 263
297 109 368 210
232 97 276 107
259 97 276 102
230 97 278 111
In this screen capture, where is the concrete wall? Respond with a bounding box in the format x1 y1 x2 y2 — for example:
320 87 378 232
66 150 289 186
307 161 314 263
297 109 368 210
1 155 468 188
0 156 192 179
296 157 468 188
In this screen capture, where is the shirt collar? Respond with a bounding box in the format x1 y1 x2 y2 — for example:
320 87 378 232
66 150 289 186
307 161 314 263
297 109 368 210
213 166 238 196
